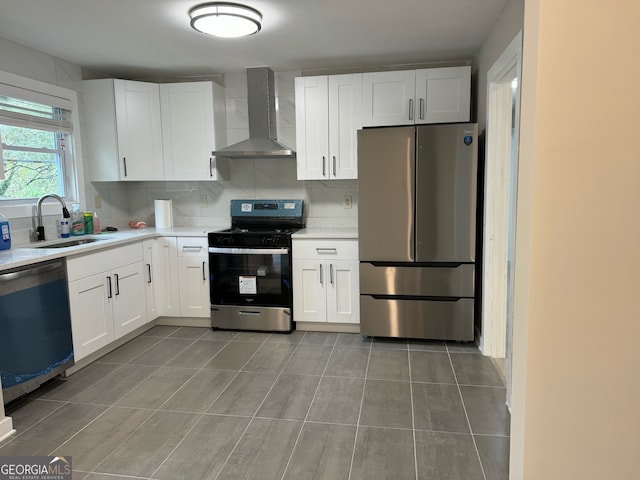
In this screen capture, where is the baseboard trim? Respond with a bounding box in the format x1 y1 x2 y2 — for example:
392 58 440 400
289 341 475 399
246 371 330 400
156 317 211 328
295 322 360 333
0 417 15 443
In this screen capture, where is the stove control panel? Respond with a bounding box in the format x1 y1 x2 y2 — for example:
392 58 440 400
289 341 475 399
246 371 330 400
231 199 303 218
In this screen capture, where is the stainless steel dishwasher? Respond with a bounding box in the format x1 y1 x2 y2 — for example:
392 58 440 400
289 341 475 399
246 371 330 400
0 258 74 403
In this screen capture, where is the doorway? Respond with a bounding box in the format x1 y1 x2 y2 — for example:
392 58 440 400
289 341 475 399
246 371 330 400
481 31 522 407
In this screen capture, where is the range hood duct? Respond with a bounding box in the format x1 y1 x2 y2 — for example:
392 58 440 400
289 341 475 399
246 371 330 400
213 67 295 159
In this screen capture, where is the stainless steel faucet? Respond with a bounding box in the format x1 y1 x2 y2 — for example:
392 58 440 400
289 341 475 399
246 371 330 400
35 194 70 241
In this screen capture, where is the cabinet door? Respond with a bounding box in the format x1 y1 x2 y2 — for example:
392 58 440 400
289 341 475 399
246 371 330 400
157 237 181 317
143 239 160 321
292 259 327 323
68 274 115 361
328 74 362 179
113 79 164 180
161 82 225 180
295 76 330 180
415 66 471 124
362 70 416 127
326 259 360 324
112 261 148 338
178 256 210 317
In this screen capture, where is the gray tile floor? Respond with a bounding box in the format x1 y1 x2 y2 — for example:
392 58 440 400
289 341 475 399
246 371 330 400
1 326 510 480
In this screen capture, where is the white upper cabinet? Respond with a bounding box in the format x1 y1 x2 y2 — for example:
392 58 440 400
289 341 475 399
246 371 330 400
362 70 416 126
160 81 227 181
415 66 471 123
295 73 362 180
83 78 164 181
362 66 470 126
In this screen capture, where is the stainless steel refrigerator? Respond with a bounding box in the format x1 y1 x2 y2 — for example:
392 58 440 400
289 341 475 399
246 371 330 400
358 123 478 341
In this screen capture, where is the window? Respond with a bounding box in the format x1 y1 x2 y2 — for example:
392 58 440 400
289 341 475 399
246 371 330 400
0 97 72 199
0 71 82 212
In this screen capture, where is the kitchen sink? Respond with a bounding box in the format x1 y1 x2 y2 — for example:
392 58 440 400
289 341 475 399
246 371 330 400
33 238 102 249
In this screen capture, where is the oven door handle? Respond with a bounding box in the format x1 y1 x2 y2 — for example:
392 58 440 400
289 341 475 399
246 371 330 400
208 247 289 255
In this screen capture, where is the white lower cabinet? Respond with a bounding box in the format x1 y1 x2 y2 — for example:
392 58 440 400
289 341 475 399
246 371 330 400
67 273 115 360
111 262 147 338
143 238 163 321
67 243 148 361
293 239 359 324
176 237 210 318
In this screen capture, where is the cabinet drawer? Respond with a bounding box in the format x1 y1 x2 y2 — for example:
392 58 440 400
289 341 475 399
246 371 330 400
67 242 143 281
177 237 207 256
292 239 358 260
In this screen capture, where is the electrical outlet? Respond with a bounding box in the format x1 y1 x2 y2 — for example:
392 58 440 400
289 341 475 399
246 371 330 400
343 195 352 209
94 194 102 209
200 194 208 208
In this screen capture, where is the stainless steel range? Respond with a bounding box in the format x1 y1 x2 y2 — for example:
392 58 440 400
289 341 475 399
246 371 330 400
208 199 304 332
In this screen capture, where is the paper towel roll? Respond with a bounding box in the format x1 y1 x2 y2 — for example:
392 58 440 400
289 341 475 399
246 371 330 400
154 199 173 229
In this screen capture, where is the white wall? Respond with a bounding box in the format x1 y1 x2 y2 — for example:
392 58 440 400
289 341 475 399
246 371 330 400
511 0 640 478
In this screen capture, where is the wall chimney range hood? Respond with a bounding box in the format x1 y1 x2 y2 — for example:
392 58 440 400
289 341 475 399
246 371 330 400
213 67 295 159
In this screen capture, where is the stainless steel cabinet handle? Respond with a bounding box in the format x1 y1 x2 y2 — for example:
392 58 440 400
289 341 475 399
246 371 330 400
123 157 128 177
319 264 324 284
419 98 425 119
107 276 113 299
182 246 202 251
408 99 414 120
316 247 337 254
322 156 326 176
209 157 214 177
332 156 336 176
330 264 334 285
147 264 152 284
114 273 120 296
202 261 206 281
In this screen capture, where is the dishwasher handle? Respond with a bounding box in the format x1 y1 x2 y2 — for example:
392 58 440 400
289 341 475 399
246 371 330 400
0 260 64 283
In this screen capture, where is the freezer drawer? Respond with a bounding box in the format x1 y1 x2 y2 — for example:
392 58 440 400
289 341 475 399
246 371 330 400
360 295 474 341
359 263 474 297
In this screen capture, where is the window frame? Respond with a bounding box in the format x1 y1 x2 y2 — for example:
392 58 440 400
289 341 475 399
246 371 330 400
0 70 85 220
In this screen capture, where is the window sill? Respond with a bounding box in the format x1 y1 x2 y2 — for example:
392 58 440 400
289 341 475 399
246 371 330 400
0 201 74 220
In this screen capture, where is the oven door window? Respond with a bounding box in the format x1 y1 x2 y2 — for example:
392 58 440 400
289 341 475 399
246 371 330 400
209 247 291 307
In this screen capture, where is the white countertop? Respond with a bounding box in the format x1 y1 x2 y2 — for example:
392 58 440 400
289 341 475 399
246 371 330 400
1 226 358 271
0 227 223 272
292 227 358 239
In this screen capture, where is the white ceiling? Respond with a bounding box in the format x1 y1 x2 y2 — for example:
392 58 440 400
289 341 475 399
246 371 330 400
0 0 508 80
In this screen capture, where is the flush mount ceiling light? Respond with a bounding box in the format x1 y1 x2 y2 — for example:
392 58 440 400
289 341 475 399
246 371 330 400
189 2 262 38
